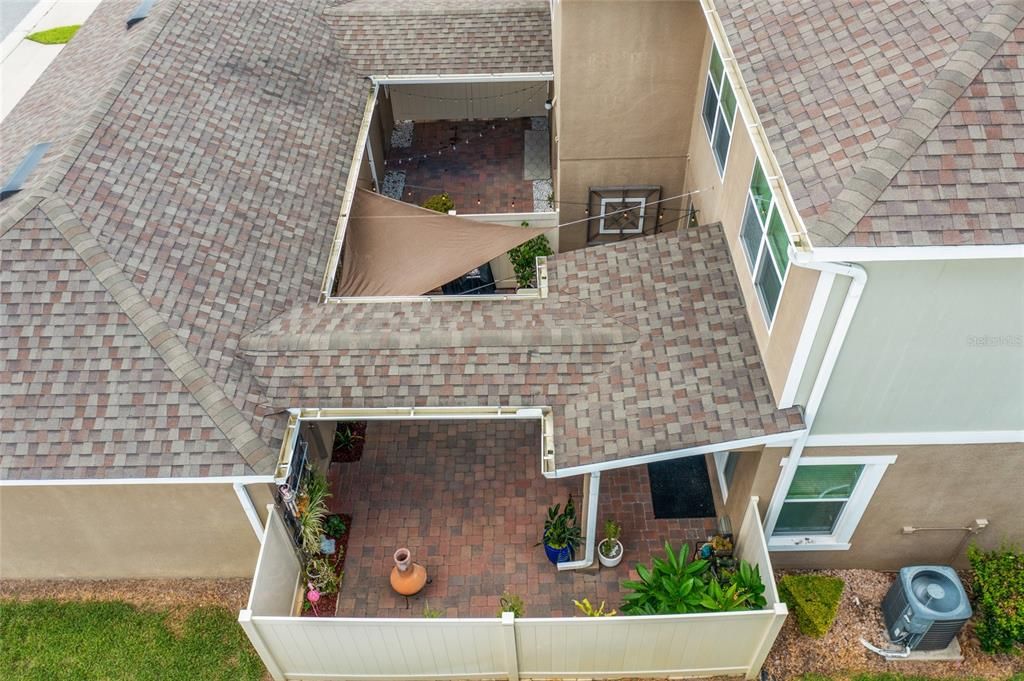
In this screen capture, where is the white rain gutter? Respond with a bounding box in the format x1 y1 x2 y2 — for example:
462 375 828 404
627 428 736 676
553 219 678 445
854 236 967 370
234 482 265 539
370 72 553 85
320 82 379 302
0 475 274 486
556 471 600 571
806 244 1024 262
762 253 868 536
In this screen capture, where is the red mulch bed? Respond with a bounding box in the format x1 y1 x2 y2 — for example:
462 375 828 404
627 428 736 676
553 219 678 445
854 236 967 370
331 422 367 463
300 513 352 618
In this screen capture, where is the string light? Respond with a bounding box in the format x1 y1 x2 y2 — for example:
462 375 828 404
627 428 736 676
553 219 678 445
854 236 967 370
383 86 546 167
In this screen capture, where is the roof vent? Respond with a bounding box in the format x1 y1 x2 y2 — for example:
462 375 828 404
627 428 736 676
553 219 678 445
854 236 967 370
0 142 51 201
126 0 156 28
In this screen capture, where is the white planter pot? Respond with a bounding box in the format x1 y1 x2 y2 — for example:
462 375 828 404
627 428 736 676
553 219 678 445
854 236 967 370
598 539 623 568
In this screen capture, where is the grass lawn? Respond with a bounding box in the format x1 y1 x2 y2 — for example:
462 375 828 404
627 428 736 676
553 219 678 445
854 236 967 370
0 600 264 681
25 25 80 44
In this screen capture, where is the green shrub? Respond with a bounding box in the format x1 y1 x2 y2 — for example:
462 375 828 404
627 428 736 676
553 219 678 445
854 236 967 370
621 542 767 615
422 193 454 213
26 25 80 44
779 573 844 637
497 592 525 618
968 543 1024 653
507 232 553 288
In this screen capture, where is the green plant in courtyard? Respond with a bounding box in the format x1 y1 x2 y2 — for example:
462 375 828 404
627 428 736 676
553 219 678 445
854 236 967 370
968 543 1024 653
621 542 710 615
26 25 80 44
305 556 341 595
423 602 445 618
507 232 552 288
621 542 768 615
729 560 767 609
422 193 454 213
498 592 525 618
333 425 362 451
542 496 581 553
778 573 844 638
298 468 331 555
324 514 347 538
573 597 616 617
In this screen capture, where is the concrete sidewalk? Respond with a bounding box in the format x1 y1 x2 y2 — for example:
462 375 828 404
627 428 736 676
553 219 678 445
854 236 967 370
1 0 101 122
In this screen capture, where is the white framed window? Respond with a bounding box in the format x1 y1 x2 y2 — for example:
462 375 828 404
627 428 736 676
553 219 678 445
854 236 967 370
701 43 737 176
767 455 896 551
598 197 646 235
740 159 791 326
713 451 739 502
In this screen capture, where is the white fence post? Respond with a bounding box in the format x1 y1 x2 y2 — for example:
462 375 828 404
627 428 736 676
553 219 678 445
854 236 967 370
238 609 285 681
502 611 520 681
745 602 789 680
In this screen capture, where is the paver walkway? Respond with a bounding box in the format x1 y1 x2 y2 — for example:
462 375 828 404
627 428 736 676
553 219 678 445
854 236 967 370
388 118 538 214
331 420 716 618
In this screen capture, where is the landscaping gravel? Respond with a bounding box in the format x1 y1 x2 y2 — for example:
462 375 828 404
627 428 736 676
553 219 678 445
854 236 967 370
764 569 1023 681
381 169 406 200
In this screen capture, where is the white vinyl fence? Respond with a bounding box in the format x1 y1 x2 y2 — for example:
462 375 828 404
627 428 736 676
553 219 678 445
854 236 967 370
241 498 787 681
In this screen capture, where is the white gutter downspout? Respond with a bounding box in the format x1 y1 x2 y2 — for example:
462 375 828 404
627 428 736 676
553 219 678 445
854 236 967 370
557 471 600 571
234 482 264 540
763 253 868 535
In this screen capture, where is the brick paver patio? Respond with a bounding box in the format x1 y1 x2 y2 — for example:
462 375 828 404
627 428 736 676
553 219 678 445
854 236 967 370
387 118 539 214
330 420 717 618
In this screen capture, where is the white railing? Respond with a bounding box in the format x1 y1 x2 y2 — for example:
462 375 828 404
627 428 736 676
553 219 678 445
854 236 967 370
241 497 786 681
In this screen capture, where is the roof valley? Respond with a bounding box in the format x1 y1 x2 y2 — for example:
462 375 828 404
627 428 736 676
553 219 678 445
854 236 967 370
35 195 277 474
808 1 1024 246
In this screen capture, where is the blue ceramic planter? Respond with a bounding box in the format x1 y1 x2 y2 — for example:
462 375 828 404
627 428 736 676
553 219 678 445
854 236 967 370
543 535 574 565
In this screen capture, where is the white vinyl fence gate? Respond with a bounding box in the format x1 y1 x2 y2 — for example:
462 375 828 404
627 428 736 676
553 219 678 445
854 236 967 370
240 498 786 680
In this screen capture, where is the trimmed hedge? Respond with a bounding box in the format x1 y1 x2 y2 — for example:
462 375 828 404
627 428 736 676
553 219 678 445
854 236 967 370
968 543 1024 653
779 573 844 638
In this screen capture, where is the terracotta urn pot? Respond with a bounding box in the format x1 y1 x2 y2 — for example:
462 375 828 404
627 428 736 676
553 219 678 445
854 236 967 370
390 548 427 596
394 548 412 572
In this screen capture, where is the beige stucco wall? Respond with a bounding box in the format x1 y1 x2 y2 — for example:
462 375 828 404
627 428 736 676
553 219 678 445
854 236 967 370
554 0 705 250
750 444 1024 570
0 483 261 579
812 258 1024 434
389 82 549 121
682 29 820 402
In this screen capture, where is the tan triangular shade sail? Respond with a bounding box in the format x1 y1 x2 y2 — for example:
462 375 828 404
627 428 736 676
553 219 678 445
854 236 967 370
336 189 549 297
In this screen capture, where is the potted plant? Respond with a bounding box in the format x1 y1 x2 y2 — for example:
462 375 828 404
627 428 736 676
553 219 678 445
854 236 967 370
540 496 581 565
711 534 733 557
598 519 623 567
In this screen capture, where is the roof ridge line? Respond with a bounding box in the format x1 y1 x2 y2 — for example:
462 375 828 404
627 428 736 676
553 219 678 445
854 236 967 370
808 1 1024 247
30 0 183 199
37 196 277 475
238 322 641 354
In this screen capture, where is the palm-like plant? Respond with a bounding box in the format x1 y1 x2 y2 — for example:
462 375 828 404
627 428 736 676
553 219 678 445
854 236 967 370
298 469 331 556
543 496 581 552
622 542 709 615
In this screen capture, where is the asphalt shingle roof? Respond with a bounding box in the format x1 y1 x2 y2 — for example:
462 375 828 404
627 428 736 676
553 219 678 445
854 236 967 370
719 0 1024 247
239 225 805 472
323 0 553 75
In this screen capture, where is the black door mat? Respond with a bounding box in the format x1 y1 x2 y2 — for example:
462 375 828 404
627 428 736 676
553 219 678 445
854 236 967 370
648 456 716 519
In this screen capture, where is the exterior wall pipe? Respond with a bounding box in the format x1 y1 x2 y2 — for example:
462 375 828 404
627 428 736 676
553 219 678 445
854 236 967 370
763 253 868 535
557 471 600 571
234 482 265 540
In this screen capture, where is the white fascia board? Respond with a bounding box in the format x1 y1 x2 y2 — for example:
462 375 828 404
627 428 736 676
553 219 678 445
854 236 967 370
779 270 835 408
0 475 275 487
805 430 1024 447
808 244 1024 262
319 83 379 301
371 73 553 85
547 429 807 479
290 406 551 421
